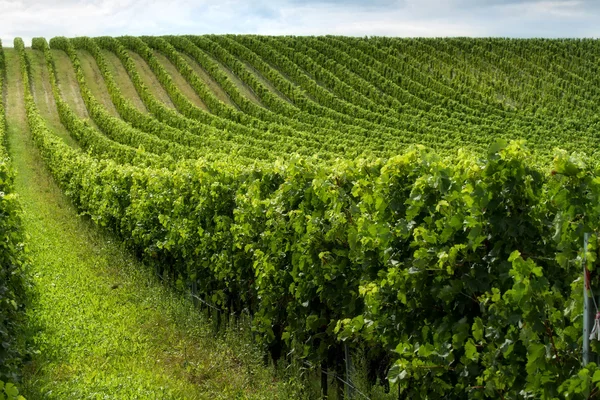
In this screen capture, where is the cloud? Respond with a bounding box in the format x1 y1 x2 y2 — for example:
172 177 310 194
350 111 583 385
0 0 599 45
287 0 404 8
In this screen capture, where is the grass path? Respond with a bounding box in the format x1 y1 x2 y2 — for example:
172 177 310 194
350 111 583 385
20 49 81 149
25 49 68 137
152 50 209 112
179 53 237 108
77 49 120 117
126 50 176 109
5 45 297 400
51 49 89 119
101 50 147 113
206 53 264 107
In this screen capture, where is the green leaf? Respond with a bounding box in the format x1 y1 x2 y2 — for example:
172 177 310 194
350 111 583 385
464 339 479 361
472 318 484 342
508 250 521 263
488 139 508 156
592 370 600 383
388 362 409 384
4 384 18 397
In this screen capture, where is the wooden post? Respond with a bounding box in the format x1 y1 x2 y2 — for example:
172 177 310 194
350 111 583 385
345 343 354 399
191 280 198 308
321 360 328 399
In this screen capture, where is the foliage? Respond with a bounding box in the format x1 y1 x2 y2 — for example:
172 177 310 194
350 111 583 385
16 35 600 397
0 40 28 385
0 381 26 400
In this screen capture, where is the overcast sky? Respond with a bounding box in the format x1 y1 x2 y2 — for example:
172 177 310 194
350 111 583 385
1 0 599 45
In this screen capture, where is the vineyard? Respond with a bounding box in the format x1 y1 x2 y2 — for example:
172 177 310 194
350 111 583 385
3 35 600 398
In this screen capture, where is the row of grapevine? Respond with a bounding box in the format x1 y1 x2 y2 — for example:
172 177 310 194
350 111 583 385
315 35 576 151
339 37 563 129
291 36 500 126
98 35 600 163
268 35 559 148
41 37 218 165
354 37 515 116
41 35 324 165
69 37 276 162
208 35 447 139
376 37 597 129
305 36 600 156
118 36 387 158
247 36 564 149
216 34 567 158
181 35 486 155
90 36 357 159
91 35 600 163
146 35 353 143
405 38 592 117
0 40 28 385
28 38 167 167
164 35 415 156
229 34 479 130
19 34 600 397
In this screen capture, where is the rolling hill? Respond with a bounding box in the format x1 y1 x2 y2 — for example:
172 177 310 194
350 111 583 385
3 35 600 398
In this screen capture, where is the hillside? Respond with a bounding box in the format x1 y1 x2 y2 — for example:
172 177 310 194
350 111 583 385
3 35 600 398
18 36 600 161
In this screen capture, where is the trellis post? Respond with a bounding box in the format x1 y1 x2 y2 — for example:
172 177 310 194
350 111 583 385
584 232 592 366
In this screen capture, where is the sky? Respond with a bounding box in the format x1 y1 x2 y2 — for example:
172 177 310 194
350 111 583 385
1 0 599 45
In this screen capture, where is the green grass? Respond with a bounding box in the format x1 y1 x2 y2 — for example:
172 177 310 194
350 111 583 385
100 50 148 113
50 49 89 119
179 53 237 108
5 43 303 400
20 49 81 149
152 50 209 111
77 49 119 117
201 51 264 107
126 50 176 108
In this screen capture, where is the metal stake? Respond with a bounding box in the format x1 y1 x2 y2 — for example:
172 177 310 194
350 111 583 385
584 232 592 366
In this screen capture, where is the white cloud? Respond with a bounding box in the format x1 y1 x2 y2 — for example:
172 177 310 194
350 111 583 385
250 3 485 37
0 0 204 44
0 0 599 46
